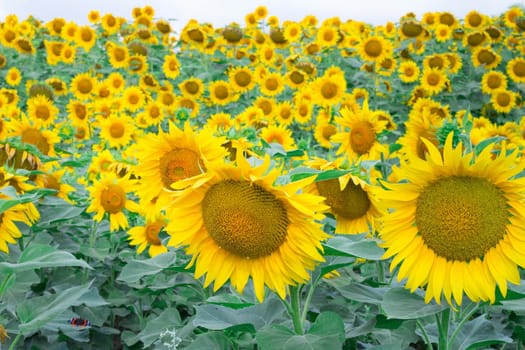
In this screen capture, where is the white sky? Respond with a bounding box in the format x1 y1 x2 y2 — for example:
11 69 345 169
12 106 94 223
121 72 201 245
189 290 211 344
0 0 524 34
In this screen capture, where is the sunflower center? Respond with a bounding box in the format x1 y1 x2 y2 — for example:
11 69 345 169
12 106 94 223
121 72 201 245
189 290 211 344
184 81 199 94
350 121 375 155
101 184 126 213
41 173 60 190
513 61 525 77
290 71 305 84
202 180 289 259
316 178 370 220
77 79 93 94
158 148 203 188
35 105 51 121
322 124 337 140
468 13 482 27
109 121 125 138
427 72 441 86
467 32 484 46
145 223 163 245
496 92 511 107
321 81 338 99
234 71 251 87
214 85 229 100
265 77 279 91
401 22 423 37
364 39 382 57
478 49 495 64
128 94 140 105
487 74 502 89
114 47 126 61
416 175 508 261
22 128 50 155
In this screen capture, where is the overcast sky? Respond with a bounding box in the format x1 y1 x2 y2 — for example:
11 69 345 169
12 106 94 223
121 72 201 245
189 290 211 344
0 0 523 34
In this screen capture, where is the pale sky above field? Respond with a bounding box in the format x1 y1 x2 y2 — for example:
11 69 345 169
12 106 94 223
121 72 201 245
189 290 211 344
0 0 524 34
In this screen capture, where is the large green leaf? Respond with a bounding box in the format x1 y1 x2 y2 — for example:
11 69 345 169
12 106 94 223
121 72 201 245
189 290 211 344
0 244 91 273
122 308 182 347
256 312 345 350
382 287 448 319
116 252 178 284
193 298 284 330
450 314 512 350
184 331 233 350
323 235 385 260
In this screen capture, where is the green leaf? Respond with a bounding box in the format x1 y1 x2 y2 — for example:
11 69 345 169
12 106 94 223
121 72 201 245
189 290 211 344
323 235 385 260
117 252 178 284
193 298 284 330
122 308 182 347
474 136 505 155
184 331 233 350
315 169 351 182
450 315 512 350
257 312 345 350
17 282 95 335
330 281 387 305
382 287 448 319
0 244 92 273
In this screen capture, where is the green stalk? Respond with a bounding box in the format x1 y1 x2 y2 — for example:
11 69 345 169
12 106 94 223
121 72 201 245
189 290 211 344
437 307 451 350
447 303 481 348
0 272 13 299
300 276 321 326
289 285 304 334
8 333 23 350
416 319 433 350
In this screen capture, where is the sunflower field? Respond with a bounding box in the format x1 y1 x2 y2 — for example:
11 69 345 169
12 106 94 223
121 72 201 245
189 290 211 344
1 4 525 349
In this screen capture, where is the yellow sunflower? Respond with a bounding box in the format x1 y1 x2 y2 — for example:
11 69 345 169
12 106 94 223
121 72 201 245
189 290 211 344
490 89 518 114
133 121 228 218
506 57 525 84
162 54 180 79
433 24 452 42
398 61 420 83
331 100 388 162
87 172 139 232
357 36 392 63
0 190 40 253
164 154 329 301
259 72 286 97
379 134 525 305
311 72 346 107
481 71 507 95
99 113 136 149
70 72 97 100
471 47 501 69
107 43 129 69
275 101 294 126
10 116 60 157
306 158 382 234
106 72 126 94
178 77 204 98
208 80 237 106
314 118 337 149
75 25 96 52
27 95 58 127
128 214 168 257
122 86 146 112
259 124 295 151
5 67 22 86
228 66 256 92
420 68 449 96
34 166 76 203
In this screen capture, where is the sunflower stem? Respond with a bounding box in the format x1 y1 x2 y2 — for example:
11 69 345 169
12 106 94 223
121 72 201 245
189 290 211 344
8 333 23 350
437 307 451 350
447 302 481 348
300 275 321 327
416 319 433 350
289 285 304 334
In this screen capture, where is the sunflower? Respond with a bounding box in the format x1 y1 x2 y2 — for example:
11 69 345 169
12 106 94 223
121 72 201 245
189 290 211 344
275 101 294 126
464 10 487 29
75 25 96 52
471 47 501 69
357 36 392 63
122 86 146 112
10 116 60 157
139 101 165 127
87 10 100 23
506 57 525 84
106 43 129 69
162 54 180 79
311 72 346 107
379 134 525 305
27 95 58 127
106 72 126 94
331 100 388 162
0 190 40 253
316 25 340 47
398 61 420 83
128 54 148 75
5 67 22 86
133 121 227 218
128 214 168 257
70 72 97 100
314 118 337 149
259 72 286 97
178 77 204 98
490 89 518 114
283 22 302 43
293 98 314 125
208 80 236 106
46 77 68 96
259 124 295 151
99 113 136 149
285 68 308 89
420 68 449 96
164 154 329 301
481 71 507 95
306 158 381 234
34 166 76 203
206 112 233 132
433 24 452 42
228 66 256 92
87 172 139 232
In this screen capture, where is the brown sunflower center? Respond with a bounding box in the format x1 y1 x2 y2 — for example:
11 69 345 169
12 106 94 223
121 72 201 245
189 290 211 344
145 222 163 245
350 121 375 155
513 61 525 77
214 85 229 100
468 13 482 27
184 81 200 94
109 121 125 138
159 148 203 188
487 74 502 89
321 124 337 140
202 180 289 259
22 128 50 155
290 71 305 84
467 32 484 46
316 178 370 220
265 77 279 91
496 92 511 107
35 105 51 121
128 93 140 105
101 184 126 213
41 173 60 190
234 71 251 87
416 175 508 261
401 22 423 37
478 49 496 64
113 47 127 61
77 78 93 94
364 39 383 58
426 72 441 86
321 81 338 99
